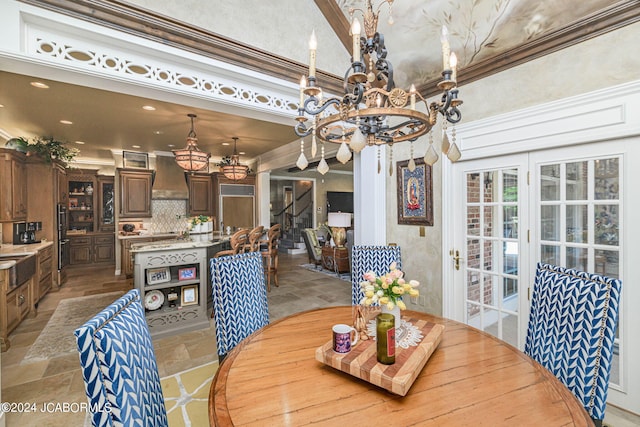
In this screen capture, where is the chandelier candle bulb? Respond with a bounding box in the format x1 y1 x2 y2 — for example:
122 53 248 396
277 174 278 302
352 18 362 63
450 52 458 82
441 25 450 71
308 30 317 78
299 75 306 106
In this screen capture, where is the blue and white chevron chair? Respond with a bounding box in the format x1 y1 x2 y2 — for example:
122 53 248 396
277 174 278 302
74 289 168 427
210 251 269 361
351 245 402 305
525 263 622 426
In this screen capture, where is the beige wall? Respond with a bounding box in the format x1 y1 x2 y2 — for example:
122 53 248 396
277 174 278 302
387 21 640 316
122 0 348 77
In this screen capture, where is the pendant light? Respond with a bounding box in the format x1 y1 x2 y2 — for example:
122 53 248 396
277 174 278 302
221 137 249 180
172 114 211 172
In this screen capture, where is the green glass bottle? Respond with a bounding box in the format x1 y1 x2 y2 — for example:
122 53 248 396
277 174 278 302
376 313 396 364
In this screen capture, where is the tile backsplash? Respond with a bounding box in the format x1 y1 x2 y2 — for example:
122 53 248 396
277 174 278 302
149 199 188 233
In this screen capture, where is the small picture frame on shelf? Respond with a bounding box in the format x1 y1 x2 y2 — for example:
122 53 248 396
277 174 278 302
123 150 149 169
181 285 198 306
178 267 197 281
147 267 171 285
69 198 78 209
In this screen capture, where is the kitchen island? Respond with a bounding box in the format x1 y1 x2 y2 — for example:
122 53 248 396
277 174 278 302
130 235 229 338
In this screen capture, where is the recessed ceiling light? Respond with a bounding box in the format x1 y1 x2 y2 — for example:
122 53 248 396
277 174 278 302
60 120 73 125
142 105 156 111
0 104 4 108
167 144 175 148
154 130 163 135
239 151 246 155
222 142 230 146
30 81 49 89
132 145 141 149
74 141 86 145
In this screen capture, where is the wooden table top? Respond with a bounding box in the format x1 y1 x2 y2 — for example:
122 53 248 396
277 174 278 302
209 307 593 426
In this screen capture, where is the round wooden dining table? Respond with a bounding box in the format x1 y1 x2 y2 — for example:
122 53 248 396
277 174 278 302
209 306 593 426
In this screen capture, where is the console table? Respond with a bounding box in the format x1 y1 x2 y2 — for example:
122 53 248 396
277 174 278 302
321 246 350 274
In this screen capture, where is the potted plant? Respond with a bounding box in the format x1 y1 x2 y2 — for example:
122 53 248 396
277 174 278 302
5 136 79 167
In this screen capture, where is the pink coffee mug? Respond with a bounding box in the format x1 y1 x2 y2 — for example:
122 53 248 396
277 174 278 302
332 324 359 353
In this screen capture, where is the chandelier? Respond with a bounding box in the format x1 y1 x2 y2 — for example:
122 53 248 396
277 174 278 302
294 0 463 175
221 137 249 180
173 113 211 172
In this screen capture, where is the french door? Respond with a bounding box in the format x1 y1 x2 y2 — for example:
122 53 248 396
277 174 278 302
450 139 639 414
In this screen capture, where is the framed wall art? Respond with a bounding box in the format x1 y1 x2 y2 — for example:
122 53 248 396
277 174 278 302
178 267 197 281
181 285 198 306
123 150 149 169
396 158 433 226
147 267 171 285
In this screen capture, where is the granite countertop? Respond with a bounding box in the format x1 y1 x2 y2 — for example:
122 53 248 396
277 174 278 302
117 232 182 240
130 234 229 253
0 241 54 270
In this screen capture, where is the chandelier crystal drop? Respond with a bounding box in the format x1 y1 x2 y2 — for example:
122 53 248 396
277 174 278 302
294 0 463 174
173 114 211 172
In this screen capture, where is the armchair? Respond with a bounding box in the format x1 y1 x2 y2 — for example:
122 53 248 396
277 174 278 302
301 228 323 268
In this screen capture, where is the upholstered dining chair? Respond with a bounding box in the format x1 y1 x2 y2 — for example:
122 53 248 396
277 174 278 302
524 262 622 427
74 289 168 427
351 245 402 305
260 223 281 291
210 251 269 361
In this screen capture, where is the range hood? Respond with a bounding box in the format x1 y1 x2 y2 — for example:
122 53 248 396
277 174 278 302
152 155 189 200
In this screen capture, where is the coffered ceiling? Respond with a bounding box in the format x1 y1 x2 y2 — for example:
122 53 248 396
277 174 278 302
1 0 637 169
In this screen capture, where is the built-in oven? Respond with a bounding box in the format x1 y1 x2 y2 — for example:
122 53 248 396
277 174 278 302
56 204 70 274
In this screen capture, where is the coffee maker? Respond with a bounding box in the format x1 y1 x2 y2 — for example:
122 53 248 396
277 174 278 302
13 221 42 245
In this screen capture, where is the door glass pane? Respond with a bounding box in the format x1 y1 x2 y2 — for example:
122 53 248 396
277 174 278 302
503 277 518 298
566 204 587 243
483 171 496 203
540 164 560 201
503 169 518 202
595 205 619 246
503 242 518 275
484 274 497 305
566 161 588 200
467 173 480 203
504 206 518 238
467 206 480 236
595 158 619 200
484 240 498 272
467 272 480 303
595 249 619 279
501 312 519 348
467 239 480 269
483 206 494 237
541 205 560 241
541 245 560 265
483 307 501 340
566 247 588 271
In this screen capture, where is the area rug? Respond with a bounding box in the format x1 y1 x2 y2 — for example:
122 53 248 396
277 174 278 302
299 263 351 282
22 291 125 364
161 361 219 427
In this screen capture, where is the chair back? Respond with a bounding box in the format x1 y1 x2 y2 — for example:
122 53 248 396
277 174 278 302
74 289 167 427
245 225 265 252
524 262 622 422
265 224 281 252
351 245 402 305
210 251 269 359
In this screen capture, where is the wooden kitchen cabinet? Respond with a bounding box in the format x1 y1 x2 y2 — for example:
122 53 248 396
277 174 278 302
97 176 115 232
118 168 153 218
35 244 54 307
69 234 115 265
1 271 31 352
121 237 152 277
0 149 28 221
188 173 213 216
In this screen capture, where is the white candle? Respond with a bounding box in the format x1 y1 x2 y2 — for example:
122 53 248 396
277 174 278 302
309 30 317 78
450 52 458 82
410 84 416 110
299 75 306 107
440 26 450 71
352 18 361 63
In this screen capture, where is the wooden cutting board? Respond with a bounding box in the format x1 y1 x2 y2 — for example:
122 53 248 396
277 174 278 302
315 318 444 396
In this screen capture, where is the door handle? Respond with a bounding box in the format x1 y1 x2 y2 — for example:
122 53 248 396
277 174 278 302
449 250 463 270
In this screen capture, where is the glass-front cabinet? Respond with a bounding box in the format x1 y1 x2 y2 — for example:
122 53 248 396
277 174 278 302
68 173 95 233
97 176 115 232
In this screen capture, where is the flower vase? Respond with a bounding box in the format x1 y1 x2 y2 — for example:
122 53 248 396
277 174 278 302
204 221 213 232
381 304 401 329
192 223 202 234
